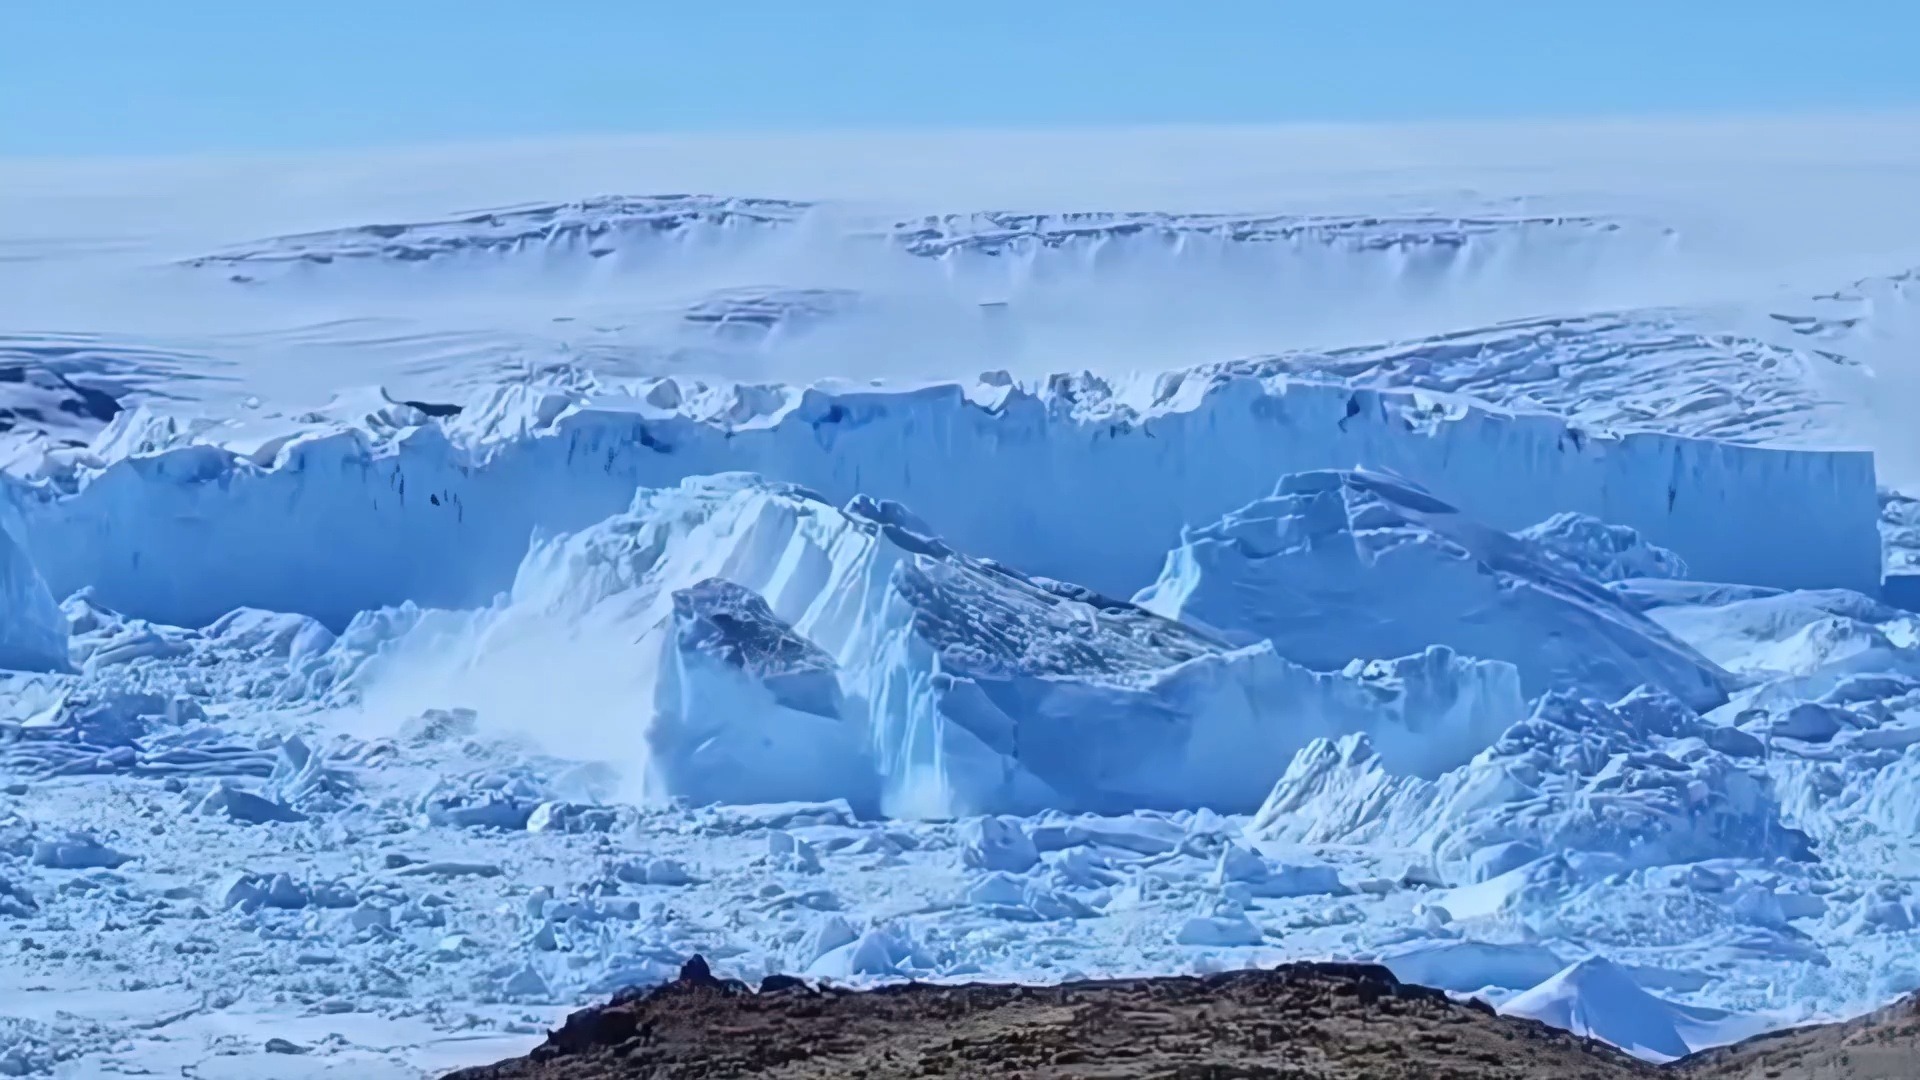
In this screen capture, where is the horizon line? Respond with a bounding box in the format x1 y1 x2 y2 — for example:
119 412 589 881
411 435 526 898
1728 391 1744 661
8 105 1920 168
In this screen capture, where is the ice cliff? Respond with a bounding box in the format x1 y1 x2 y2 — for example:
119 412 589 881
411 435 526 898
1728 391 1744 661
1134 469 1731 708
180 199 1658 280
2 371 1882 633
0 512 67 672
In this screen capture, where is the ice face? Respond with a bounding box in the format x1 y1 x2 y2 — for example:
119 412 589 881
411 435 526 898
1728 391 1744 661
0 512 67 672
3 372 1880 634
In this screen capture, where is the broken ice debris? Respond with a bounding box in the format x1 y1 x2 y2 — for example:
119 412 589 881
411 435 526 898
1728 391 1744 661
196 782 307 824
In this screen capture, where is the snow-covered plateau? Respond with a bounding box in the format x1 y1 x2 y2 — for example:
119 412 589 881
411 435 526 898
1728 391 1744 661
5 118 1920 1076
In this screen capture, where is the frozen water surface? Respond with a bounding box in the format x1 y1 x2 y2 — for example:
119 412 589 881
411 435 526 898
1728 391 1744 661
5 117 1920 1073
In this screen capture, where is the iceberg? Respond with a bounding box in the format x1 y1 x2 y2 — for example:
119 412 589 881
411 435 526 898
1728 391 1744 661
1248 688 1812 875
337 473 1530 817
1134 468 1733 708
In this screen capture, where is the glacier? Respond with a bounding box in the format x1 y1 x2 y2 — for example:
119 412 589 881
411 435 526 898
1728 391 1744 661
6 120 1920 1077
0 370 1882 635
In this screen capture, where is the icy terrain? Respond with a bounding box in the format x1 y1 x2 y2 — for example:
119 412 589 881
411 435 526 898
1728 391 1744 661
5 118 1920 1075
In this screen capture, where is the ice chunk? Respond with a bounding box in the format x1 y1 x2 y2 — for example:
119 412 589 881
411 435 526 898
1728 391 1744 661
1467 841 1543 884
767 830 822 873
1376 939 1566 993
501 965 551 1001
1647 587 1920 680
526 801 593 833
29 832 129 869
217 872 264 911
195 783 307 825
1250 691 1811 874
1137 469 1732 709
203 607 336 660
651 578 876 809
262 872 308 909
1030 815 1187 856
348 902 392 931
960 817 1039 873
1517 512 1689 583
798 915 859 966
807 928 906 980
1756 702 1850 742
643 858 695 886
262 735 349 810
1174 907 1266 947
963 872 1030 907
0 875 36 918
1210 845 1346 898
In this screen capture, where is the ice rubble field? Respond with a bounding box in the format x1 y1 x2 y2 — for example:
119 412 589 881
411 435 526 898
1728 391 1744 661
7 121 1920 1075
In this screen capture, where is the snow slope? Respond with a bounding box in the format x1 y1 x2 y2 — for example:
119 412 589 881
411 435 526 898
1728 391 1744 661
1500 957 1744 1062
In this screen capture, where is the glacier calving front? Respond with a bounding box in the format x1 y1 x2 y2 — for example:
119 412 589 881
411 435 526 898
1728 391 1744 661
1 372 1882 633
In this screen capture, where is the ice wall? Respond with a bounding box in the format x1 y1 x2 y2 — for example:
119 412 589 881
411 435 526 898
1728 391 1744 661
4 372 1881 631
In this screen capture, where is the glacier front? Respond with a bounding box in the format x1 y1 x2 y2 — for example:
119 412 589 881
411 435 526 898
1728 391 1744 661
1 372 1883 634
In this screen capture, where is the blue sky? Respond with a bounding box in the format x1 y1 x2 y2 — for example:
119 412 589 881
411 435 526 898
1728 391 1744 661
5 1 1919 156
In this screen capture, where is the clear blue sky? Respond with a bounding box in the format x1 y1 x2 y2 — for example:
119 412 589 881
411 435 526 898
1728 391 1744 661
5 0 1918 156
